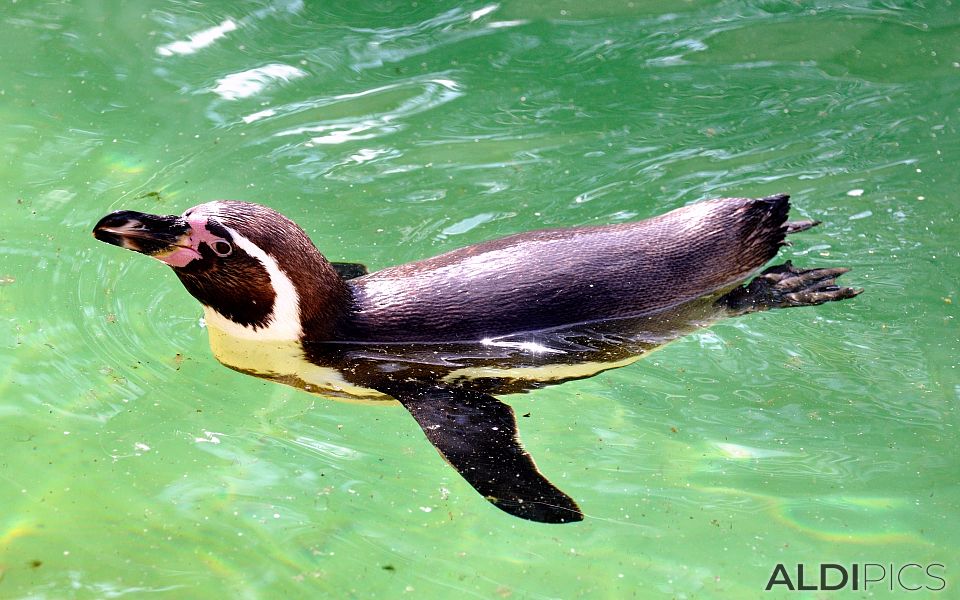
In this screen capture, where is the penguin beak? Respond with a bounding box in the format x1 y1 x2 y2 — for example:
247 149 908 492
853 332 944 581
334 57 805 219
93 210 193 258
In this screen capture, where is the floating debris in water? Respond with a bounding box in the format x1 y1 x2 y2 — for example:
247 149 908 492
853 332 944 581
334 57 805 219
136 191 163 202
846 189 865 197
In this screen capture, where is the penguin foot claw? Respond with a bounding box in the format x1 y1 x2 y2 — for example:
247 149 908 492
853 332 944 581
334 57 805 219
785 219 821 234
720 261 862 315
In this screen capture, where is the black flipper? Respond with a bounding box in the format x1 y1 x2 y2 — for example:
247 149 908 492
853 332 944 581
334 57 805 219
379 383 583 524
330 262 368 280
719 261 863 315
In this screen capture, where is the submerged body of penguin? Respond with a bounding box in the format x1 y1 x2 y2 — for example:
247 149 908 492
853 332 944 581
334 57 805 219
93 194 860 523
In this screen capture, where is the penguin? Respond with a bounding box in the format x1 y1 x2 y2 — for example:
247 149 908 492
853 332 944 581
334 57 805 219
93 194 861 524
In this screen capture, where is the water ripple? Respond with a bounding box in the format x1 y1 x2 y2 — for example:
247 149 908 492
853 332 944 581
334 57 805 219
237 77 465 182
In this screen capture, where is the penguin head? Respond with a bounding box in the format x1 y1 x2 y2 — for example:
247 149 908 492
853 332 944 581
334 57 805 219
93 201 348 339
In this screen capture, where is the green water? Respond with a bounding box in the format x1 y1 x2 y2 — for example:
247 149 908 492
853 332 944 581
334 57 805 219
1 1 957 598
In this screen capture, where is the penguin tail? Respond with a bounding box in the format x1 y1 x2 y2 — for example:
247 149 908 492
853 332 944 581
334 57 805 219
733 193 792 270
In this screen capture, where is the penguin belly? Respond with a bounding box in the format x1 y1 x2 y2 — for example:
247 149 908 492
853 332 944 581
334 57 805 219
204 324 390 402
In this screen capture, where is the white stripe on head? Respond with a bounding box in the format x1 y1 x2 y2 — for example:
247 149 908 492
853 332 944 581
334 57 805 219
201 226 304 341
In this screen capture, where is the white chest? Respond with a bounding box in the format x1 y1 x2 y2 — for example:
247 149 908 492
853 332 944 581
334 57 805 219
203 317 389 402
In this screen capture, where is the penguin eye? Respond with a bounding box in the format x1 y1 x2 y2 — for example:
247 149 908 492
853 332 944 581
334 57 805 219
211 240 233 257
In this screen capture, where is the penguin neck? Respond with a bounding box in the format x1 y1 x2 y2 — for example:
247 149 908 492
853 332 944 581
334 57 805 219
289 250 353 342
200 240 351 343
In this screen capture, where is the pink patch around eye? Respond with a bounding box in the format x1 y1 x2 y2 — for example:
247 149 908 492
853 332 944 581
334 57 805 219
154 214 229 267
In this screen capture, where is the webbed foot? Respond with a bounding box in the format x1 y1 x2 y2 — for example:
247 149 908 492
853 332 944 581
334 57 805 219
785 219 821 234
720 261 862 315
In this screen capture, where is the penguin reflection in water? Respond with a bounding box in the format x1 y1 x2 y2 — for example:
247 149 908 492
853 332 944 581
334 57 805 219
93 194 860 523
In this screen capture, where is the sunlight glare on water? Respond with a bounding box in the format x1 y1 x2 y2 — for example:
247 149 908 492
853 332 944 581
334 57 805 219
1 0 957 598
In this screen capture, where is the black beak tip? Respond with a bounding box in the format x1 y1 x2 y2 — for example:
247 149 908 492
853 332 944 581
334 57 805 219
92 210 138 246
92 210 188 254
93 210 139 233
93 228 119 246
